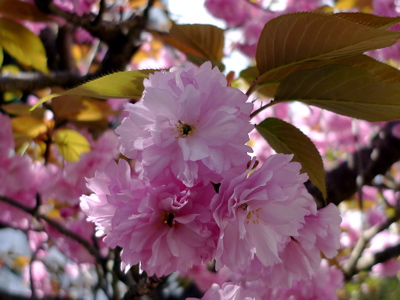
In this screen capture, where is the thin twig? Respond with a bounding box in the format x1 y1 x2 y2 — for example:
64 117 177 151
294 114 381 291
342 206 400 279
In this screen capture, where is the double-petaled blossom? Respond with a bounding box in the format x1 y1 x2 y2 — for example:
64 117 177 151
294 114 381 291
211 154 342 287
211 154 316 272
115 62 253 187
82 159 219 276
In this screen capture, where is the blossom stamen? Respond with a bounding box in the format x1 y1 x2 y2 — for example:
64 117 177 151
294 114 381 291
245 207 262 225
176 120 196 138
161 211 176 228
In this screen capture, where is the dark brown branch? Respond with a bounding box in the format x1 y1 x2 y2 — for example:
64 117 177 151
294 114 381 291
0 195 103 262
39 215 104 262
353 243 400 275
0 196 35 214
306 121 400 208
342 206 400 279
122 275 165 300
0 289 71 300
0 72 96 93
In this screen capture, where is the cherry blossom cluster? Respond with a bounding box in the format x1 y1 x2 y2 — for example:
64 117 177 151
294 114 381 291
81 61 342 294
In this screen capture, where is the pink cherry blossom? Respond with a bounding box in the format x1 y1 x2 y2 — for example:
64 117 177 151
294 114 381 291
211 154 317 273
0 113 38 228
112 182 219 276
116 62 253 187
204 0 250 27
80 159 145 237
82 159 219 276
261 259 344 300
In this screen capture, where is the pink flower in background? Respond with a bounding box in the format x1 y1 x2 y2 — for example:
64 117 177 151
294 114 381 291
0 113 38 228
53 0 98 16
211 154 316 272
204 0 250 27
24 261 53 298
116 62 253 187
369 231 400 277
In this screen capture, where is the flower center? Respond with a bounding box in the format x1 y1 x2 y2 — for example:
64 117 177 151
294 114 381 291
175 120 196 138
161 211 176 228
245 207 262 225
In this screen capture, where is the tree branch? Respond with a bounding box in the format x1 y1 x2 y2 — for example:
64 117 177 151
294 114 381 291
306 121 400 208
0 72 95 92
122 275 165 300
354 243 400 275
342 206 400 279
0 195 104 262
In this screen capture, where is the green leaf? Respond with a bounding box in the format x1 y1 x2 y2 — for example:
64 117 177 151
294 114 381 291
150 23 224 65
256 12 400 82
274 65 400 122
31 69 156 110
256 117 327 199
54 129 91 162
0 0 54 22
0 17 48 74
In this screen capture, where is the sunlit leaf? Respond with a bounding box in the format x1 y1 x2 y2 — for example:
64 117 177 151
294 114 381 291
31 69 155 110
256 117 327 199
274 65 400 121
0 17 48 74
0 0 54 22
11 116 47 138
150 23 224 64
52 96 114 122
54 129 91 162
256 12 400 80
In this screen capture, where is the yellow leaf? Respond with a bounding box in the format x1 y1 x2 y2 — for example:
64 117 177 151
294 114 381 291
75 99 114 121
0 17 48 74
2 103 46 118
31 69 155 110
54 129 91 162
11 116 48 138
51 96 114 122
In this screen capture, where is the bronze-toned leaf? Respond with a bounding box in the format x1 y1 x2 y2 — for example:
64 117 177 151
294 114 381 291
256 117 327 199
274 65 400 121
150 23 224 62
256 12 400 77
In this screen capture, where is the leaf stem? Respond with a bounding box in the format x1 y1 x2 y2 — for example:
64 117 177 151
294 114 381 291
250 100 275 119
